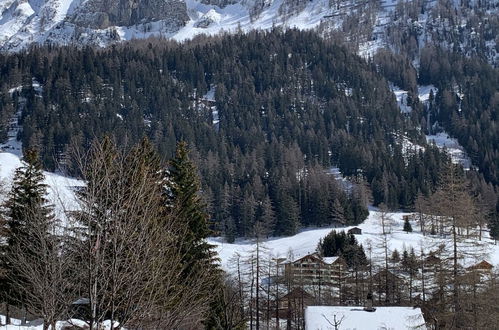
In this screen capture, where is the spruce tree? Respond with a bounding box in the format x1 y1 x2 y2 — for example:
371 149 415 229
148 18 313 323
167 141 225 328
5 149 53 242
1 149 54 314
403 217 413 233
168 141 215 266
330 198 347 226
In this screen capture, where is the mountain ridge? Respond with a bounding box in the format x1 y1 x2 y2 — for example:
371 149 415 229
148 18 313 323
0 0 497 68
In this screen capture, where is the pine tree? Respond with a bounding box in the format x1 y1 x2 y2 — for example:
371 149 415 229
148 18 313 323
168 141 215 266
5 149 53 242
403 217 413 233
1 149 54 318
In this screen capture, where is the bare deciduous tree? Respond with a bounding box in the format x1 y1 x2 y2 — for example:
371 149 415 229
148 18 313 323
69 138 217 329
6 209 74 330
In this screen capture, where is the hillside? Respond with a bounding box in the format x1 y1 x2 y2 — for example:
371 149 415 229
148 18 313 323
209 207 499 272
3 30 466 240
0 0 497 68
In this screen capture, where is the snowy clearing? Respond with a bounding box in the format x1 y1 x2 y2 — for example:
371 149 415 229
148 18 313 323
426 132 472 170
0 316 116 330
208 207 499 273
390 84 412 114
305 306 426 330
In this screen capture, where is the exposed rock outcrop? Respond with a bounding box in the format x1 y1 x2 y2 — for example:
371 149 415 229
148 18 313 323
71 0 189 29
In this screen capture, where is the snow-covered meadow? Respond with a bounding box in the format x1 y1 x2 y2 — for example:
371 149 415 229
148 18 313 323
0 315 116 330
208 207 499 274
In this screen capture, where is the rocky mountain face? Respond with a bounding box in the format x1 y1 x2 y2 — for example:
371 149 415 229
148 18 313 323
0 0 497 67
71 0 188 29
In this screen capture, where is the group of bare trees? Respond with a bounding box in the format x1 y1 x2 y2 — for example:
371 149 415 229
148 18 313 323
0 138 223 329
226 159 498 329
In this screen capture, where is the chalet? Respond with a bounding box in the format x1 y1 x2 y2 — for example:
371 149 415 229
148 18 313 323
425 254 441 265
423 254 442 273
284 254 348 286
467 260 493 272
348 227 362 235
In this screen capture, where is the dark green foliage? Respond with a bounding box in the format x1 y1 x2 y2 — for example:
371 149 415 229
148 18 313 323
318 230 367 268
420 45 499 187
490 202 499 241
168 141 215 266
391 249 400 263
0 30 457 237
403 217 413 233
401 248 418 273
1 149 54 307
4 149 54 244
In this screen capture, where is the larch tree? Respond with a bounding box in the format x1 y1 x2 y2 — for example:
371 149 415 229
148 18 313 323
428 160 482 327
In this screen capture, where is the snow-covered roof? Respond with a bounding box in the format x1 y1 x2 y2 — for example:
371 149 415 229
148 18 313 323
322 257 339 265
305 306 426 330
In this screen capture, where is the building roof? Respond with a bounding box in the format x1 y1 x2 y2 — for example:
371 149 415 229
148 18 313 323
305 306 426 330
467 260 494 271
282 288 315 301
286 254 343 266
286 253 322 264
323 257 340 265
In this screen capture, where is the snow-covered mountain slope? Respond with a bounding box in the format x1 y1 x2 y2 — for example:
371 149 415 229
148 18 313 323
0 0 497 67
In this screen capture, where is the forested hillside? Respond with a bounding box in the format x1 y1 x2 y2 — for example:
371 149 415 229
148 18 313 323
418 46 499 186
0 30 492 240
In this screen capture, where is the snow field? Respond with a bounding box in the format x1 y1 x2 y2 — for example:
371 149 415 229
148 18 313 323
208 207 499 273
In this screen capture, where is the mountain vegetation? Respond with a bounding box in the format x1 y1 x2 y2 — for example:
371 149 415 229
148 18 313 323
0 30 470 240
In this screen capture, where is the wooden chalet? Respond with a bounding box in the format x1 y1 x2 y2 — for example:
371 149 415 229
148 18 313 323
284 254 348 286
467 260 493 272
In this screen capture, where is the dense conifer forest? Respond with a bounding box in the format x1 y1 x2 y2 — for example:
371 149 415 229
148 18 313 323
0 29 497 240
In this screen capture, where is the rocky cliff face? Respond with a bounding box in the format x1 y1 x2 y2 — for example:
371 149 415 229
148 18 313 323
71 0 188 29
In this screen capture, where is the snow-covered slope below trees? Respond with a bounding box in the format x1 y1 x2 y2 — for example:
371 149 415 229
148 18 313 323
208 207 499 273
0 150 83 221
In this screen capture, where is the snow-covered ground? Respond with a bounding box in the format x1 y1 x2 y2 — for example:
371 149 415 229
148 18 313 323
208 207 499 273
0 316 115 330
418 84 437 104
426 132 472 170
173 0 332 41
390 84 412 114
327 167 353 192
305 306 426 330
